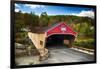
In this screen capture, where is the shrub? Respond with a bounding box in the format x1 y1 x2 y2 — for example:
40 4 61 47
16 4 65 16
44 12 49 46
74 39 95 49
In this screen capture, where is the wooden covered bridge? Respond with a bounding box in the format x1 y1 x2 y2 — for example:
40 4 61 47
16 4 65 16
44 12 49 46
28 22 77 60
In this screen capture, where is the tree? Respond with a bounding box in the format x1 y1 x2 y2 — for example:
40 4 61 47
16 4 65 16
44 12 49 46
15 11 25 32
39 12 49 27
31 12 39 26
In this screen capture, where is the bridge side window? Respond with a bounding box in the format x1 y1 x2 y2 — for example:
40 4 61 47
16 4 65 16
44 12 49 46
40 40 43 45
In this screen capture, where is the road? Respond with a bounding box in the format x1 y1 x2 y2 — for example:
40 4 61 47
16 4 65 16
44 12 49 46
41 45 94 64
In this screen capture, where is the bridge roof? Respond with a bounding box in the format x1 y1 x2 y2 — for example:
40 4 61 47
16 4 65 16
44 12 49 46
30 22 77 37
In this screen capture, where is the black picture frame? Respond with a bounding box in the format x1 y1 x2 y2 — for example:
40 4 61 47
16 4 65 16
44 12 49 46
11 0 96 69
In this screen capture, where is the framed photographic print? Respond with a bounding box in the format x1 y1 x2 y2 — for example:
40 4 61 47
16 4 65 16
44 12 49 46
11 0 96 68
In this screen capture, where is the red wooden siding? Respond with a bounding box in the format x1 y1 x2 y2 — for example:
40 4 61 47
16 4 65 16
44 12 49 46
46 22 77 37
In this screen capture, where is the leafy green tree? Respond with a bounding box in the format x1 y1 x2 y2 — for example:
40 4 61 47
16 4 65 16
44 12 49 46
15 11 25 32
31 12 39 26
39 12 49 26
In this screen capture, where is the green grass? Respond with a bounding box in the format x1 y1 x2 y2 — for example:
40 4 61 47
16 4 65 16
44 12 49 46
74 38 95 49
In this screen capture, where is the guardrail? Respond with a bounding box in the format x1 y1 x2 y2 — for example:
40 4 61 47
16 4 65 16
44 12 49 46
72 46 94 55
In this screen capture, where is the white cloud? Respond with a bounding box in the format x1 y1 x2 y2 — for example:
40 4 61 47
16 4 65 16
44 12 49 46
25 4 44 9
15 4 20 7
15 8 27 13
71 10 94 18
15 8 20 12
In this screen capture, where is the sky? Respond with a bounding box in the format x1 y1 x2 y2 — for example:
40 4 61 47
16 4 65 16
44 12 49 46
15 3 95 18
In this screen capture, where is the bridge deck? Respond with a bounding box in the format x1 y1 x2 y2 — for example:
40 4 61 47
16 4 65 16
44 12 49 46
41 45 94 64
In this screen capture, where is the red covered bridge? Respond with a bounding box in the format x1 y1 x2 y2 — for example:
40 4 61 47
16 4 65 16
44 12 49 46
28 22 77 60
